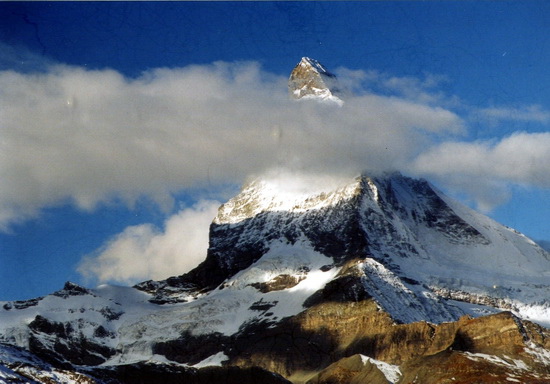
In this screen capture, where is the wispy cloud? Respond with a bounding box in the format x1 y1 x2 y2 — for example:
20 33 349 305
410 132 550 210
78 200 220 284
475 105 550 125
0 41 55 73
336 67 456 106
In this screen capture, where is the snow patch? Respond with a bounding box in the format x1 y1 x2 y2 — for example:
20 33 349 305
360 355 401 383
215 172 359 224
0 364 25 381
525 341 550 366
193 352 228 368
464 352 529 372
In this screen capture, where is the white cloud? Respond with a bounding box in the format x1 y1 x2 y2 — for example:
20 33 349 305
410 132 550 210
412 132 550 186
475 105 550 124
0 61 464 229
336 67 455 106
77 200 220 284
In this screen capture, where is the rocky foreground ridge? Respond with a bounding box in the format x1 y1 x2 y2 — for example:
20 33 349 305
1 172 550 383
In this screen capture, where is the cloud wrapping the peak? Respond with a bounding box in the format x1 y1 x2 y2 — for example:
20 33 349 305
336 67 455 106
0 61 465 229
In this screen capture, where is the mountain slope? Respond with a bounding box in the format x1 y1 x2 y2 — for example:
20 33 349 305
146 172 550 325
1 172 549 383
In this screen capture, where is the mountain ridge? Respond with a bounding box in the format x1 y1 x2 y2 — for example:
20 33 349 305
140 171 549 325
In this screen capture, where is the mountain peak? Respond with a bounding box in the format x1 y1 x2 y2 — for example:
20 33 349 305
207 170 549 324
298 57 330 74
288 57 343 105
214 172 360 225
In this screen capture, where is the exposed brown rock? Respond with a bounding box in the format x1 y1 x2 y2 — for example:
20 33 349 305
250 274 306 293
449 312 525 355
230 303 550 383
305 354 389 384
400 350 547 384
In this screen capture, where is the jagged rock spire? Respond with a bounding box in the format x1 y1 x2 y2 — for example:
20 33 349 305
288 57 343 105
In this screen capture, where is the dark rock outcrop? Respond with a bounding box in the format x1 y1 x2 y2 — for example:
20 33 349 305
28 315 116 367
91 364 292 384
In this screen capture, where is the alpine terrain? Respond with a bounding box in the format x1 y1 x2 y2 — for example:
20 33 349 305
1 58 549 384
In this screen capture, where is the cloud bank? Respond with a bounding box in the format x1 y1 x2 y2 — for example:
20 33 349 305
413 132 550 187
411 132 550 211
0 61 465 229
2 60 550 284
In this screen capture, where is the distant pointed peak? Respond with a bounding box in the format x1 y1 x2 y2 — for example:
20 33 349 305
288 57 343 105
299 57 330 74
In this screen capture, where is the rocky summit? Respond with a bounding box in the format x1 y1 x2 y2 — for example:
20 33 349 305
1 59 550 383
288 57 343 105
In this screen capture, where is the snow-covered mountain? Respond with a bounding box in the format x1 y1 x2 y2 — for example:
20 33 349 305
147 172 550 327
1 58 549 383
1 172 549 383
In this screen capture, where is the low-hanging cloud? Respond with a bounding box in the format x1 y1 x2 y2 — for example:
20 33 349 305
411 132 550 210
78 200 220 284
0 60 465 230
412 132 550 187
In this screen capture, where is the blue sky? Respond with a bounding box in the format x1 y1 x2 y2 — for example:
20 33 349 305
1 1 549 300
